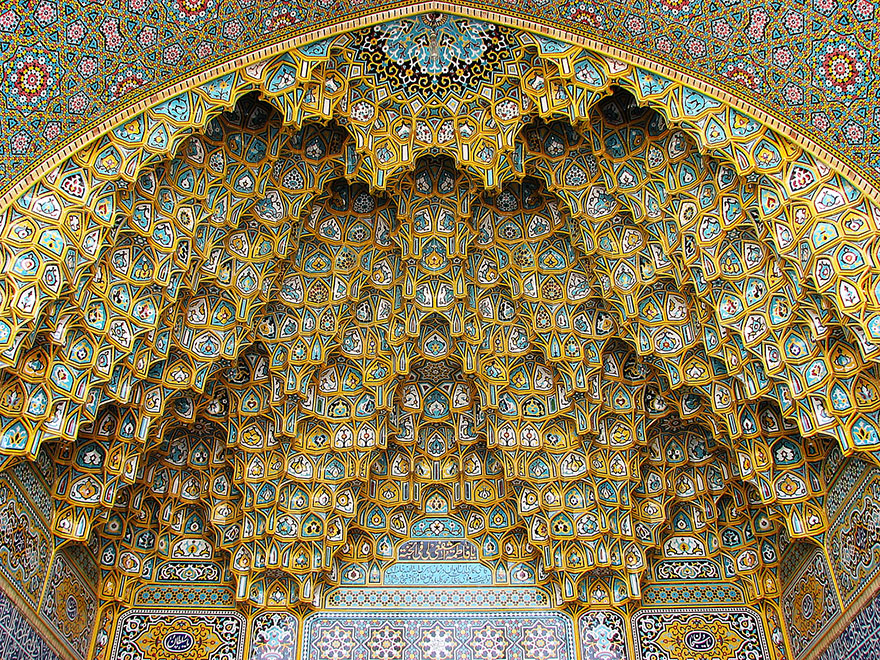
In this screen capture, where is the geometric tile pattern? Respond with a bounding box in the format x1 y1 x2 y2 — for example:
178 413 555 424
0 0 878 203
301 611 576 660
641 582 746 605
0 9 879 660
324 587 552 609
2 14 879 619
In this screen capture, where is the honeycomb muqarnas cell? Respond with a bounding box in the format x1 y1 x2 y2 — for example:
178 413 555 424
1 11 879 660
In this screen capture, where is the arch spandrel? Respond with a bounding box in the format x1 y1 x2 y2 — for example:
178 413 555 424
0 10 878 660
1 1 878 205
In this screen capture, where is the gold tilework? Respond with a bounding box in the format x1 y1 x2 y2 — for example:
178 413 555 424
2 14 880 660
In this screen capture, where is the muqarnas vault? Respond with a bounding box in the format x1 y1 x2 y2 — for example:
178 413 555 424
0 10 879 660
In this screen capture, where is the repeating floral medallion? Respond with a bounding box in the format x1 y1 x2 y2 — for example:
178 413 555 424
2 44 61 115
810 33 873 104
0 0 878 196
302 612 576 660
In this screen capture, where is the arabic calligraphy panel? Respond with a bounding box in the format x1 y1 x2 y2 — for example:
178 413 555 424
631 607 771 660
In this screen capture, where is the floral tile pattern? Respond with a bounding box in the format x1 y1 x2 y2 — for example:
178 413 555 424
632 607 771 660
301 611 576 660
781 547 842 659
0 0 877 198
0 587 62 660
0 7 879 660
109 609 247 660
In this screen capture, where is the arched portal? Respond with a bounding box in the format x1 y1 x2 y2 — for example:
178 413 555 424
0 10 876 660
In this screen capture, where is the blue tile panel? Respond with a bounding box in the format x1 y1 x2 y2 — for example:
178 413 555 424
817 591 880 660
0 586 62 660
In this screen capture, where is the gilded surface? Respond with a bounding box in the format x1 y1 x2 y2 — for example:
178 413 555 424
0 0 877 199
0 12 880 660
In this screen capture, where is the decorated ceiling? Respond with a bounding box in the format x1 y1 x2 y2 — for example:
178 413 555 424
2 8 880 660
0 0 878 206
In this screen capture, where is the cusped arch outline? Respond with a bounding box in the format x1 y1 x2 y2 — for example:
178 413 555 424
1 2 878 211
8 8 880 373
